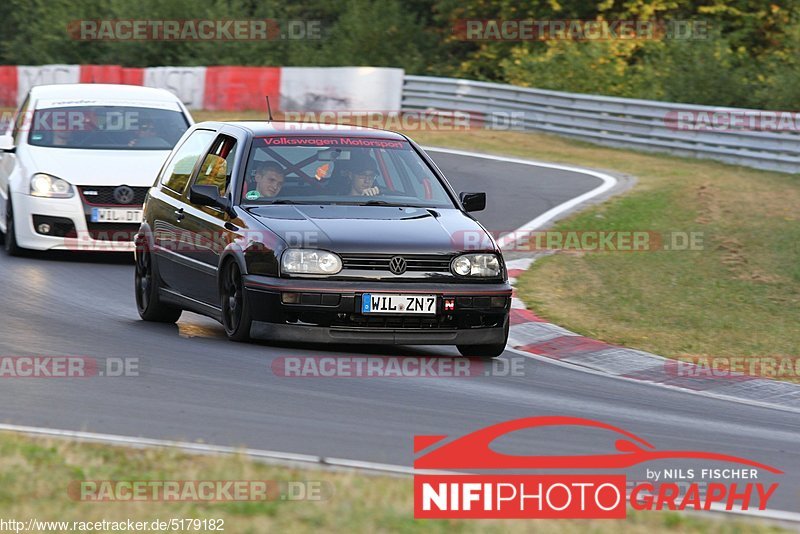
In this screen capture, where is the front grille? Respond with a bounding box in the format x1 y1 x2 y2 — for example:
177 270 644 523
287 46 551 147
79 186 149 206
84 221 138 242
283 310 504 330
332 314 455 329
340 254 452 273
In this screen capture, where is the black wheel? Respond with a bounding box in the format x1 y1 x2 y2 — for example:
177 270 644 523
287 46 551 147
135 244 182 323
221 261 253 342
457 318 509 360
4 198 25 257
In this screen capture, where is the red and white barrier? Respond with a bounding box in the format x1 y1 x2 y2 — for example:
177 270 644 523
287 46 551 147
0 65 404 112
0 66 16 107
204 66 281 111
144 66 207 109
279 67 404 111
79 65 145 85
17 65 80 105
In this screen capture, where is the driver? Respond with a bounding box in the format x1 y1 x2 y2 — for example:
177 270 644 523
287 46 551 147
246 161 285 199
344 155 380 196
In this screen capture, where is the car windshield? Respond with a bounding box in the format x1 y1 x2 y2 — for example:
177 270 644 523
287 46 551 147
27 105 189 150
241 136 456 208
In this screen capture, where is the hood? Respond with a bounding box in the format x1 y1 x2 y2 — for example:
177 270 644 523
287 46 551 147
247 205 496 255
26 145 170 187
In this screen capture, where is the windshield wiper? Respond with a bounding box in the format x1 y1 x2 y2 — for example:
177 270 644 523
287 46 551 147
255 199 321 205
357 200 428 208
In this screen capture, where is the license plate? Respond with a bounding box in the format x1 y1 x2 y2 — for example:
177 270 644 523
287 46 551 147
91 208 143 223
361 294 437 315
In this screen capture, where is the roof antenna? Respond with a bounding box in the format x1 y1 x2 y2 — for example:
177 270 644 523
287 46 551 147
265 96 274 121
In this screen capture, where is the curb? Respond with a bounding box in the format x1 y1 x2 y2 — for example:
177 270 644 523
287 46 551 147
505 257 800 413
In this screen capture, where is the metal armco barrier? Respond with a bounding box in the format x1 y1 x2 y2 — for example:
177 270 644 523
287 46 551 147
402 75 800 174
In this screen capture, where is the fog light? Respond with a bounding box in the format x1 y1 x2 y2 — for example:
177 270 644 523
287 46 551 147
490 296 507 308
444 298 455 311
281 292 301 304
37 223 51 234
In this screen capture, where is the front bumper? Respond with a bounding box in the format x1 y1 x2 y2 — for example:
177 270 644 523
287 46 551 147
244 275 511 345
11 191 140 252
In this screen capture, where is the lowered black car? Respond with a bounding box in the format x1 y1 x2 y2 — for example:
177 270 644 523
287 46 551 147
134 121 511 358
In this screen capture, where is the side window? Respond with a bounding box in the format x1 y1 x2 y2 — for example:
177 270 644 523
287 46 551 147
12 94 31 144
160 129 216 193
193 135 238 197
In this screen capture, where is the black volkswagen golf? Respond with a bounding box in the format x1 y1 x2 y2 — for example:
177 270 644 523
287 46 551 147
134 121 511 358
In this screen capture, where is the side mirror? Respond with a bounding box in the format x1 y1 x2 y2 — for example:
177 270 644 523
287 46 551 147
0 134 15 153
189 185 235 217
459 192 486 213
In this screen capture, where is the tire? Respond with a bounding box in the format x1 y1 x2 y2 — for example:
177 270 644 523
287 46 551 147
457 318 509 360
4 198 26 257
135 244 182 323
221 260 253 342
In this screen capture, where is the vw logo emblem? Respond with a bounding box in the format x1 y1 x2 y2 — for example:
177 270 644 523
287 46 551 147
389 256 407 275
113 185 135 205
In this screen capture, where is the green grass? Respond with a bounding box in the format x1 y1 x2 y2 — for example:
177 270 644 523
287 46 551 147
0 432 786 533
401 130 799 375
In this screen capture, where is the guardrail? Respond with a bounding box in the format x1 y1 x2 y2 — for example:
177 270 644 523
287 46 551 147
402 75 800 174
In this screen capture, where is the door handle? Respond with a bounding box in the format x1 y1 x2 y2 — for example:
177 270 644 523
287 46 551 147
174 208 185 222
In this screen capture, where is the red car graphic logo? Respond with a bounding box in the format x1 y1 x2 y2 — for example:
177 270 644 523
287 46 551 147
414 416 782 473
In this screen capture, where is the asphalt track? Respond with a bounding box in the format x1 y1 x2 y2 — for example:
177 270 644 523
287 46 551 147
0 150 797 515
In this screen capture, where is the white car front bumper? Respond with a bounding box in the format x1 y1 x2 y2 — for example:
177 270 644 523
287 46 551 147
11 191 138 252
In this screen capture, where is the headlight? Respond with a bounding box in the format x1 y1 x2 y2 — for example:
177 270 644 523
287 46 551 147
451 253 501 277
281 249 342 275
30 173 74 198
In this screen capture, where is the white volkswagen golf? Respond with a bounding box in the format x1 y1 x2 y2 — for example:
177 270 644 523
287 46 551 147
0 84 193 254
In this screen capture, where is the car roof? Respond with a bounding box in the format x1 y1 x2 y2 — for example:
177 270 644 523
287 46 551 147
215 121 407 140
29 84 183 103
